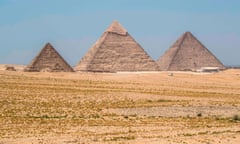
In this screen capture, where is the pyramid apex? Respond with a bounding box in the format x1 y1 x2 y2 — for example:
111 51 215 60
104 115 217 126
106 20 127 35
45 42 53 47
43 43 56 50
184 31 194 36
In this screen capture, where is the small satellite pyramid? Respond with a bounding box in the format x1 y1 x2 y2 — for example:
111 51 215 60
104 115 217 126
157 32 225 71
75 20 160 72
25 43 74 72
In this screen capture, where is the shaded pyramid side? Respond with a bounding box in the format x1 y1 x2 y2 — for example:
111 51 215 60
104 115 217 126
75 21 160 72
25 43 74 72
157 32 225 71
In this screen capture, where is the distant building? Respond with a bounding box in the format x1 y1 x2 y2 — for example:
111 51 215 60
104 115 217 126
25 43 73 72
5 66 16 71
157 32 225 71
75 21 160 72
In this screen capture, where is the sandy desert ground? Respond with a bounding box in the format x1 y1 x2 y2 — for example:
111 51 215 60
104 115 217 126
0 65 240 144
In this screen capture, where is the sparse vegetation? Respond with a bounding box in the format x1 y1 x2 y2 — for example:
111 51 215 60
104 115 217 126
105 135 135 141
197 112 202 117
233 115 240 121
183 133 196 137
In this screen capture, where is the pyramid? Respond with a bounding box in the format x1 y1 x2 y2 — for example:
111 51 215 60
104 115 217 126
75 21 160 72
157 32 225 71
25 43 74 72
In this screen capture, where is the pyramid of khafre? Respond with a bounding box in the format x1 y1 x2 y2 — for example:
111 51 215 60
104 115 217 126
157 32 225 71
24 43 74 72
75 21 160 72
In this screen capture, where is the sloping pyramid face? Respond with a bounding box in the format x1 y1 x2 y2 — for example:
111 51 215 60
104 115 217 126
75 21 160 72
25 43 74 72
157 32 225 71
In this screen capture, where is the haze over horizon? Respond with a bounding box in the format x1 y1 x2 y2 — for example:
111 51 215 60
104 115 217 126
0 0 239 66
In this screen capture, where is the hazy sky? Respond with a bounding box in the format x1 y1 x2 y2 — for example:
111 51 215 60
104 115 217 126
0 0 239 66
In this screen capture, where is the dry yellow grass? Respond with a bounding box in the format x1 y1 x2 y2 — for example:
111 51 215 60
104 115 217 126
0 69 240 144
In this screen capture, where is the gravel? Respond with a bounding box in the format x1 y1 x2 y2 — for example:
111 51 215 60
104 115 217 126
105 105 240 118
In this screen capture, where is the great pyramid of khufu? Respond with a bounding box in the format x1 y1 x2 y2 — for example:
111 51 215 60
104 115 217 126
157 32 225 71
75 21 160 72
24 43 74 72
